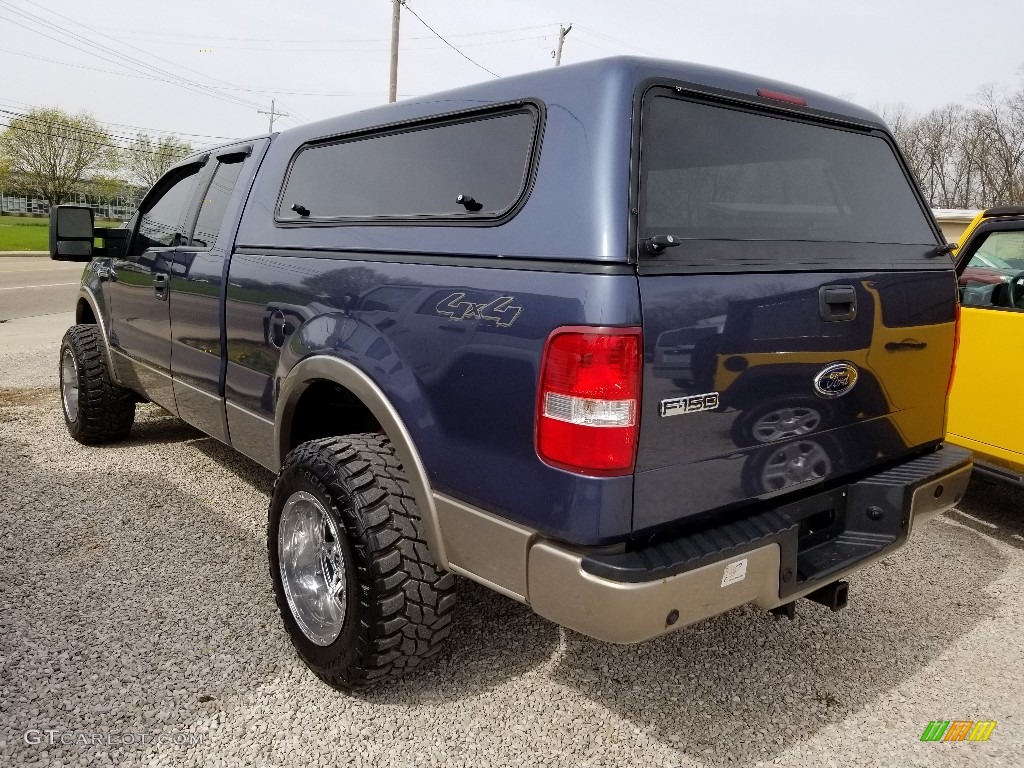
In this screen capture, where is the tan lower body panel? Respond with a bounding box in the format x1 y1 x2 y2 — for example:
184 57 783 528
527 542 781 644
432 452 972 645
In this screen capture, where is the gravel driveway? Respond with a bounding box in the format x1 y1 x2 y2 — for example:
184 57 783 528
1 341 1022 767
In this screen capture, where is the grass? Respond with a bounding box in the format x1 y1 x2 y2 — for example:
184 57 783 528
0 216 124 251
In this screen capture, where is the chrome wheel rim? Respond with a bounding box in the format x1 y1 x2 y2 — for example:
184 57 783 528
61 348 79 423
752 406 821 443
278 491 347 646
761 441 832 491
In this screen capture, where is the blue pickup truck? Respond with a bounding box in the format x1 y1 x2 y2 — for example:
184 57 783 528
50 57 972 689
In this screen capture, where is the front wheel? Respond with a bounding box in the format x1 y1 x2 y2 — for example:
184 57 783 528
268 435 456 689
59 324 136 444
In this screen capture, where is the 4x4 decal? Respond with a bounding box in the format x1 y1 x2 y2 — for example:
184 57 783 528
436 293 523 327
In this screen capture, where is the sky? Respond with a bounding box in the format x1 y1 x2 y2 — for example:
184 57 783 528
2 0 1023 151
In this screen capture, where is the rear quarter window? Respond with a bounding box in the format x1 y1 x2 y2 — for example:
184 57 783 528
277 105 540 224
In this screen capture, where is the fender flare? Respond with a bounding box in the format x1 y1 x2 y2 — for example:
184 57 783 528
76 287 121 385
275 355 448 568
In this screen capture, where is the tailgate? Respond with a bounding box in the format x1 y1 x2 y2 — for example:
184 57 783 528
635 270 955 532
632 89 956 534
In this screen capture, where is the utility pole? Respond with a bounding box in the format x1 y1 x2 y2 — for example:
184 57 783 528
554 23 572 66
389 0 402 103
258 99 289 132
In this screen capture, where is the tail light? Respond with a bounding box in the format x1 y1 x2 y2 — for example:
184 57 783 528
947 303 961 396
536 327 642 476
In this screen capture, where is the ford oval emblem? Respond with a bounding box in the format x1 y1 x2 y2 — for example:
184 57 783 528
813 362 858 398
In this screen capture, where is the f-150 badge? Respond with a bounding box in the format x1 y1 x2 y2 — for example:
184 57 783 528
660 392 720 417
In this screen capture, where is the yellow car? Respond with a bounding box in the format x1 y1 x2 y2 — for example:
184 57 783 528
947 206 1024 485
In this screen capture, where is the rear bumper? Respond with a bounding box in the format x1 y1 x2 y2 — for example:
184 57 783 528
525 445 972 643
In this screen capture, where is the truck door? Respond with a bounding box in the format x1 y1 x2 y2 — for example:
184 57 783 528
107 162 204 414
948 223 1024 470
168 146 257 443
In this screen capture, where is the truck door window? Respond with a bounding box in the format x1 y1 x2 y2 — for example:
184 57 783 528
959 230 1024 310
191 157 246 249
132 168 201 257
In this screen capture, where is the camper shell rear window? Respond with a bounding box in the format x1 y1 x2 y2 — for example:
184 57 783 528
639 93 935 247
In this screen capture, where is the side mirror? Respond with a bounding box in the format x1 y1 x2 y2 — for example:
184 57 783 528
49 205 94 261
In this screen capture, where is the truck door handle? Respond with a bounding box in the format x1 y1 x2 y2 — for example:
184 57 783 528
885 339 927 351
819 285 857 322
153 273 169 301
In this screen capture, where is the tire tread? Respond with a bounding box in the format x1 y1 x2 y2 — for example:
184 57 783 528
270 434 456 688
60 324 135 444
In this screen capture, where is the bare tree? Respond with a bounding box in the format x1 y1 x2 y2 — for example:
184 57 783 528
885 97 1024 208
124 133 193 189
881 102 928 194
0 107 110 205
972 83 1024 206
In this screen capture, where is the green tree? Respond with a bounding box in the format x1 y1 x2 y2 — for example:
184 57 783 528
124 133 193 189
85 173 128 207
0 107 110 205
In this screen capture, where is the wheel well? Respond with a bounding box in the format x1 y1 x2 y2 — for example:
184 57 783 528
76 299 97 325
288 380 381 451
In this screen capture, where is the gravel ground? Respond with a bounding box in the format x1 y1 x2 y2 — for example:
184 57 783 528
1 340 1022 767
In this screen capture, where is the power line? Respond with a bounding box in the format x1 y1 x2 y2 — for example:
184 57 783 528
0 97 241 142
62 32 550 53
401 3 500 79
0 10 259 113
275 100 311 124
0 45 420 100
0 2 264 112
19 0 267 107
88 23 558 45
0 106 231 153
0 118 204 158
575 25 659 57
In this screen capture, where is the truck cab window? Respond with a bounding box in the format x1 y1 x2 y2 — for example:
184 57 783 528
132 168 201 257
959 230 1024 310
191 158 245 249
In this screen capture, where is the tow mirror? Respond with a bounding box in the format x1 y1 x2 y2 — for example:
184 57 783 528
49 205 94 261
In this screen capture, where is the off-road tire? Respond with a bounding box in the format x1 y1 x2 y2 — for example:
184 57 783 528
59 324 136 444
268 434 456 689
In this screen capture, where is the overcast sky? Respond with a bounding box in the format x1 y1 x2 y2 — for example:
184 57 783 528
2 0 1023 149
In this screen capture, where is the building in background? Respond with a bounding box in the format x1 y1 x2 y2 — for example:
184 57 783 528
0 191 139 221
933 209 981 245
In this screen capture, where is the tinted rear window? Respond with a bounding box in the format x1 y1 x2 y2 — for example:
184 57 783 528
640 96 934 245
278 107 538 223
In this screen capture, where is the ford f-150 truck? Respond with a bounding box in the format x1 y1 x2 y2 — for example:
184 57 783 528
49 57 972 689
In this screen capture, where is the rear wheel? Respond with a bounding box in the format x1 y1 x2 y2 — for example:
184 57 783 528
268 434 456 689
59 324 136 444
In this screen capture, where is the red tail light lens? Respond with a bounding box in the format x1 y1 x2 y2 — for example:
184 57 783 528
536 327 642 476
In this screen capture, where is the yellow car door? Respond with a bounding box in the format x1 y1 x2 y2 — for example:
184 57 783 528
947 219 1024 481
